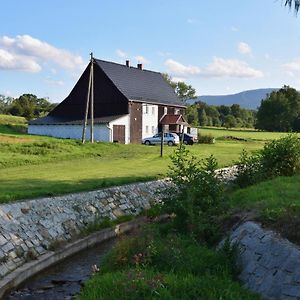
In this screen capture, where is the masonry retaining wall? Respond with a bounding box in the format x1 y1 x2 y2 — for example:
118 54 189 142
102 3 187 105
0 180 168 279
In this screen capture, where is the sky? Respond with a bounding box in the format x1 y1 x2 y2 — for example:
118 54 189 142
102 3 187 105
1 0 300 102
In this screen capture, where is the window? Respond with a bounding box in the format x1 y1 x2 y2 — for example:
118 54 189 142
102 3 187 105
144 105 149 114
164 107 168 114
152 107 155 115
152 126 155 133
174 108 180 115
145 125 149 133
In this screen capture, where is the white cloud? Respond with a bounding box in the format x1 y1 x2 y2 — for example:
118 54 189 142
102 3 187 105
0 48 41 72
0 34 83 72
231 26 238 32
164 57 263 79
282 59 300 71
164 59 200 76
135 55 150 64
172 77 186 82
238 42 252 55
187 18 198 24
157 51 172 57
44 78 64 86
115 49 127 58
202 57 263 78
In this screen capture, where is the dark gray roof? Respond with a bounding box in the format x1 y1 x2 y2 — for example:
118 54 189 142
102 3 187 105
29 115 126 125
95 59 185 107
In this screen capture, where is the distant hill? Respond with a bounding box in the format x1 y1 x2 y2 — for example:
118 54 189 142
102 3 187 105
187 88 278 109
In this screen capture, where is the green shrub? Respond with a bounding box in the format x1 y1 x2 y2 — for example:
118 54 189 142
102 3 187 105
163 146 225 243
198 134 215 144
235 135 300 187
260 134 300 177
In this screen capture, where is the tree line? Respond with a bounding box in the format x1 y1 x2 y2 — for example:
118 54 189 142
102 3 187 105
0 94 57 120
186 102 256 128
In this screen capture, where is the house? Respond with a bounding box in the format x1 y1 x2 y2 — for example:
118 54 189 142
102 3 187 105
28 58 188 144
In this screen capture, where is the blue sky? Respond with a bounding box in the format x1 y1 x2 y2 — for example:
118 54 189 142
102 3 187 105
1 0 300 102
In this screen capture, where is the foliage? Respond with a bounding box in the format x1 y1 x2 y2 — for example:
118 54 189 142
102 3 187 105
256 86 300 132
234 135 300 187
187 100 256 128
198 134 215 144
162 73 197 102
260 134 300 177
9 94 56 120
162 146 225 244
77 225 259 300
285 0 300 13
0 95 14 114
185 105 199 126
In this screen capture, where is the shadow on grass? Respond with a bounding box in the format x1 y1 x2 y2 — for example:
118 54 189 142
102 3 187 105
0 175 161 204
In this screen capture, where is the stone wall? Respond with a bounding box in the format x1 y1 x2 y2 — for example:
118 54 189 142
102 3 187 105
0 180 168 279
228 222 300 300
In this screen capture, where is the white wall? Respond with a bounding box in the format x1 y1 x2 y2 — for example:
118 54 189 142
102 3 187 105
109 115 130 144
142 104 158 139
28 124 110 142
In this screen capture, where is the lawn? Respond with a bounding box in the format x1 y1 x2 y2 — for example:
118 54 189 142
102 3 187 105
0 119 266 203
228 174 300 244
200 126 299 141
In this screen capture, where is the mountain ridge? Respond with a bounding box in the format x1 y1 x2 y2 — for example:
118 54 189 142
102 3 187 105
187 88 278 109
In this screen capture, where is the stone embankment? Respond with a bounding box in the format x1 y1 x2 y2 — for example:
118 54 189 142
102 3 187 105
0 180 168 279
228 222 300 300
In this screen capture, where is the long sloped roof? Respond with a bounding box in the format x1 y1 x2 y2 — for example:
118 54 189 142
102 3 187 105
96 59 184 107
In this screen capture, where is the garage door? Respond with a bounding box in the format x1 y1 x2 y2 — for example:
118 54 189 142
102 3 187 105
113 125 125 144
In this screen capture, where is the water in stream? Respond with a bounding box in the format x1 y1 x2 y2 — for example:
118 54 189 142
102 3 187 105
5 238 116 300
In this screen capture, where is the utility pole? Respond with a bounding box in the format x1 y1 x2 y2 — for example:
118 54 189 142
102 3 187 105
81 53 94 144
160 125 164 157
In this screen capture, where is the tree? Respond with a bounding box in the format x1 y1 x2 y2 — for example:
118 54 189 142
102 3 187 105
256 86 300 132
0 95 13 114
285 0 300 13
9 94 56 120
185 105 199 126
224 115 237 129
199 109 208 126
162 73 197 102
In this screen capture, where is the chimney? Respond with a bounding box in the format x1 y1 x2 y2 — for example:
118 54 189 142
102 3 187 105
126 60 130 67
137 63 143 70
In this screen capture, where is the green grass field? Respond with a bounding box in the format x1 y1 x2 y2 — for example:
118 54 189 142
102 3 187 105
200 126 299 141
0 115 271 203
228 174 300 243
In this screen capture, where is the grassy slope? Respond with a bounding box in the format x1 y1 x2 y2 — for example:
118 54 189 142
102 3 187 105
229 174 300 243
0 123 267 203
77 224 260 300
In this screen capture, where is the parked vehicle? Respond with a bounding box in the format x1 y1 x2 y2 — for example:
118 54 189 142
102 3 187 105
142 132 179 146
173 132 196 145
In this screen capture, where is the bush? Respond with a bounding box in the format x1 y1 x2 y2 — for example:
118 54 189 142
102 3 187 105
234 135 300 187
162 146 225 244
260 134 300 177
198 134 215 144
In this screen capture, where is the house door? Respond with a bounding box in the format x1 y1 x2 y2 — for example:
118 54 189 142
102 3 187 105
113 125 125 144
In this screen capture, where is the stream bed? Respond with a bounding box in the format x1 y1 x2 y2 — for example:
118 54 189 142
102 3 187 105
5 238 116 300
